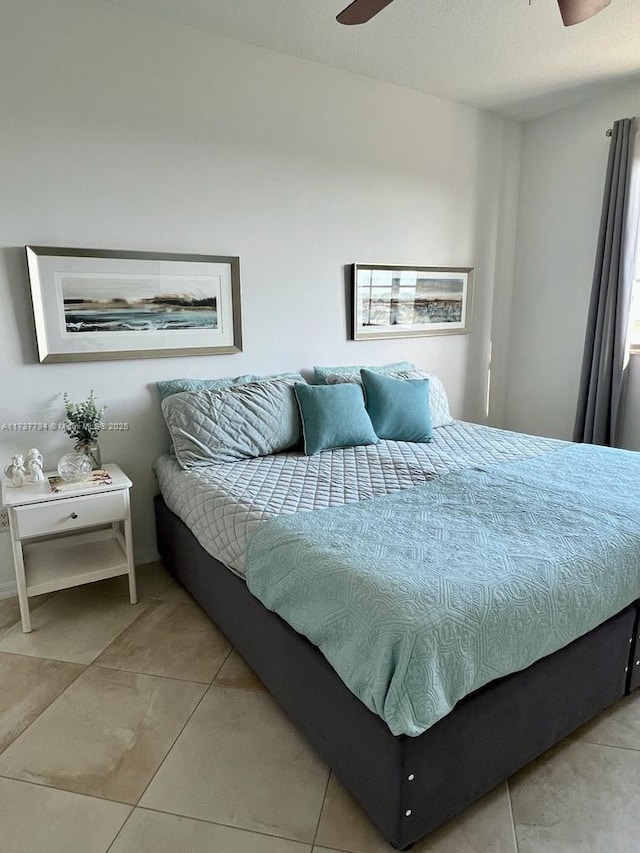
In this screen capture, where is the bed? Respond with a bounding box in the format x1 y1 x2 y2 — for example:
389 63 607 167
153 371 640 850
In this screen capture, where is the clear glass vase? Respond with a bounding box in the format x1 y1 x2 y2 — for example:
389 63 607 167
75 440 102 470
58 452 92 483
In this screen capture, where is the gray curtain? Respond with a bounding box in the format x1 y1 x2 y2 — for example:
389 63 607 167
574 117 640 446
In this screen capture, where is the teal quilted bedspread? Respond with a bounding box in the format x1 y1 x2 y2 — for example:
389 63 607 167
245 444 640 736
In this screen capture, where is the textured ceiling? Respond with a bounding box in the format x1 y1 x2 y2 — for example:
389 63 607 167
92 0 640 119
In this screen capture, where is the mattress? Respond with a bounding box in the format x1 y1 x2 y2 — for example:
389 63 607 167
154 420 565 574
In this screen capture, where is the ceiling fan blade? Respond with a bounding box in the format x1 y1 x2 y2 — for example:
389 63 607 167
557 0 611 26
336 0 395 25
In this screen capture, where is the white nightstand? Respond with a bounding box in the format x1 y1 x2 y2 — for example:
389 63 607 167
1 463 137 633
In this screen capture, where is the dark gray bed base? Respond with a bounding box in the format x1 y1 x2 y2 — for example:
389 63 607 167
155 495 640 851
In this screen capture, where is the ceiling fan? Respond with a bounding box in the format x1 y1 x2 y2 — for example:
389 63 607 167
336 0 612 27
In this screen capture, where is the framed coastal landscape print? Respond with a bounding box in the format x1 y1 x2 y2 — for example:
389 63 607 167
352 263 474 341
25 246 242 362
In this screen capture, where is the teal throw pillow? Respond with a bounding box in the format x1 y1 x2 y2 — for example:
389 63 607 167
360 369 432 442
294 383 379 456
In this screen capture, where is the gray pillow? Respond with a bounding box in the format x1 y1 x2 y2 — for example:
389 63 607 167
156 372 304 401
313 362 415 385
161 376 303 467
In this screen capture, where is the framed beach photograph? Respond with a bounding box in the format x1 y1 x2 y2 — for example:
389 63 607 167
352 263 474 341
25 246 242 362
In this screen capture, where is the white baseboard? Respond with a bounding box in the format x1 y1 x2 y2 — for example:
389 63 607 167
0 579 17 600
135 547 160 565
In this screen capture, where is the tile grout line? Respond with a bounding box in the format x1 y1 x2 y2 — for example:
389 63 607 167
208 679 271 695
85 574 209 672
310 840 356 853
0 772 133 853
99 575 322 849
310 770 332 851
208 644 234 686
129 680 211 810
0 590 151 669
84 604 235 686
0 642 265 808
4 778 133 853
90 661 215 686
132 802 321 848
126 678 323 849
0 647 84 663
0 772 133 806
0 672 254 802
506 779 520 853
574 738 640 755
83 593 155 665
87 575 226 680
0 572 205 797
0 661 87 759
0 591 62 640
100 671 214 852
103 805 136 853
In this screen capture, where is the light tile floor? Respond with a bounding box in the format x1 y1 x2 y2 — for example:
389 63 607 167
0 560 638 853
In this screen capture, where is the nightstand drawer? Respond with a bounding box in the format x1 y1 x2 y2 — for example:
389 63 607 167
14 490 127 538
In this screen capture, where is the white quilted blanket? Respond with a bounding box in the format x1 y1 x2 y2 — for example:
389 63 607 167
154 421 565 574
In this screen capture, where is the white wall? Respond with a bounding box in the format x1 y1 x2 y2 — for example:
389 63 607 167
620 357 640 451
506 81 640 443
0 0 520 592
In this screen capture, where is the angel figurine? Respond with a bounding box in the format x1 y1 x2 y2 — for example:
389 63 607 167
4 454 26 487
25 448 45 483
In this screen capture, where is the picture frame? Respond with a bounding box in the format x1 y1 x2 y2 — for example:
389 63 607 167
352 263 474 341
25 246 243 362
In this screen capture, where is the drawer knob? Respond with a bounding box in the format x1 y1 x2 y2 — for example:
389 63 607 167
70 512 78 520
